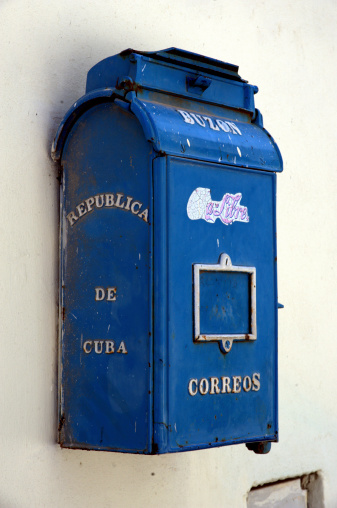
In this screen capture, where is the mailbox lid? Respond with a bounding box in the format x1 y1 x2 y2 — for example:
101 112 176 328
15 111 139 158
153 156 278 452
131 95 283 172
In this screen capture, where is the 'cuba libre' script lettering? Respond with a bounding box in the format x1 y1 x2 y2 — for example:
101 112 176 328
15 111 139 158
188 373 260 396
67 193 149 227
187 188 249 225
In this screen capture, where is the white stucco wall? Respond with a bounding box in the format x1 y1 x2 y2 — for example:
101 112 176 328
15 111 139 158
1 1 336 506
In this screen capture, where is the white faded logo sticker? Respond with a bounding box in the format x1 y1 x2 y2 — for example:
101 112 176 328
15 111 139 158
187 188 249 226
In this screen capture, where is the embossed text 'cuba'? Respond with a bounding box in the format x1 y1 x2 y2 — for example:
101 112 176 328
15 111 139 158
66 193 149 226
177 110 242 135
187 188 249 226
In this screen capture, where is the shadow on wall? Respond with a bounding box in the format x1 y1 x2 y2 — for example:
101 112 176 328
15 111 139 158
45 38 153 157
45 45 107 156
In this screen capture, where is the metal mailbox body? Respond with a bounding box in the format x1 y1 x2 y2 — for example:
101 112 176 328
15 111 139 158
52 48 283 454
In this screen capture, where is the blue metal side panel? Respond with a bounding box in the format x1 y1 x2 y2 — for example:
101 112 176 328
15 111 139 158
59 102 153 452
155 157 278 452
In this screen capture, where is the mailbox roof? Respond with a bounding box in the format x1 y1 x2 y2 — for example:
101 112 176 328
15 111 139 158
52 48 282 173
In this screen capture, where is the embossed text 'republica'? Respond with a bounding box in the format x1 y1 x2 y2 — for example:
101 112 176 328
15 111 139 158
66 192 149 226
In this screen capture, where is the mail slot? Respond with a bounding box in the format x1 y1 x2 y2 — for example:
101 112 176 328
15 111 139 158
52 48 283 454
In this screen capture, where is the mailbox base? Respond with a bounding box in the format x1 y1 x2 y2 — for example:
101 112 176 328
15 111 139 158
246 441 273 454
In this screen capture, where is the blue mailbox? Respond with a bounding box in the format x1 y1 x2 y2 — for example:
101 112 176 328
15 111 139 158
52 48 282 454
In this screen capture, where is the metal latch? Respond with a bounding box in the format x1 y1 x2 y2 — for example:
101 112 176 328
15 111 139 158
186 75 212 95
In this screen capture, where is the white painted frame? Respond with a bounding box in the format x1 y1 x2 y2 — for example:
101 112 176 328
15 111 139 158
193 253 257 353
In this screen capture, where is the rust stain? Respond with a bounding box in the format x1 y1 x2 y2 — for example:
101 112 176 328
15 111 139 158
58 413 66 433
116 78 143 96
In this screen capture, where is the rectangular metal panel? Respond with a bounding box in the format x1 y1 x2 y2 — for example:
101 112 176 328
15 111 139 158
153 156 278 452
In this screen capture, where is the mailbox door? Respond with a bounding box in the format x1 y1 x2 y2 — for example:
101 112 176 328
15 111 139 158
153 156 278 452
59 102 153 452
